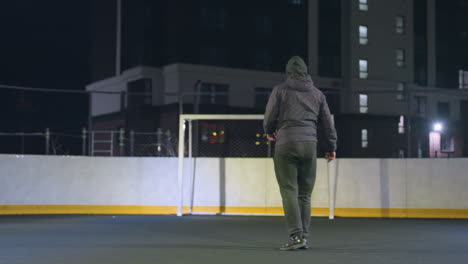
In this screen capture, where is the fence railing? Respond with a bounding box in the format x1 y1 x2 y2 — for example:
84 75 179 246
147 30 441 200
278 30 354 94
0 128 176 157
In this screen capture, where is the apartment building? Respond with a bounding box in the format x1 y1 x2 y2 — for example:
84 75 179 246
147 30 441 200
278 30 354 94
87 0 468 157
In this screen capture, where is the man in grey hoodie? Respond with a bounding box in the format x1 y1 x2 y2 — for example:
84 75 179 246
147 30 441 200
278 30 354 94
264 56 337 251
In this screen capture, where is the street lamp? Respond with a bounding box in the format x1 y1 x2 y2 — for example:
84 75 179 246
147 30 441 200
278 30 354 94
433 122 443 132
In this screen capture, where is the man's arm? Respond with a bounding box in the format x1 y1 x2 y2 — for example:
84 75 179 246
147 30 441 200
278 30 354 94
263 87 280 136
319 93 337 156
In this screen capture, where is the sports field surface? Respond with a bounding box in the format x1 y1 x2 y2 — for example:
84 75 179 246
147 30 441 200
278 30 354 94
1 215 467 264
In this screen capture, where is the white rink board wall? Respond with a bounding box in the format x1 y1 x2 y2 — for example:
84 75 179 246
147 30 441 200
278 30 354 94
1 155 468 217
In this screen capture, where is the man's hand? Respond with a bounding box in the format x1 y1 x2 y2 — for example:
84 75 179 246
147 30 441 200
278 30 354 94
266 133 277 141
325 152 336 162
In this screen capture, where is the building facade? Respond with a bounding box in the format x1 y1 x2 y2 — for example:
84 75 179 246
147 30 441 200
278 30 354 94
87 0 468 158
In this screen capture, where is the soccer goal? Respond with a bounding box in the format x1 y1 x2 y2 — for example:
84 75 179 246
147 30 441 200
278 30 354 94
176 114 337 219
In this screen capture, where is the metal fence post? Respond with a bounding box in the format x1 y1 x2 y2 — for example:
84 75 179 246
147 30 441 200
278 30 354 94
267 140 272 157
130 130 135 156
110 131 114 156
166 129 175 157
90 131 94 156
406 87 412 158
88 92 93 156
21 132 25 154
45 128 50 155
157 128 162 154
82 128 87 156
119 128 125 156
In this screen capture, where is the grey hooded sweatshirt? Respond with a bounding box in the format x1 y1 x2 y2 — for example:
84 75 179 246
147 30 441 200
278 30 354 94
263 56 337 152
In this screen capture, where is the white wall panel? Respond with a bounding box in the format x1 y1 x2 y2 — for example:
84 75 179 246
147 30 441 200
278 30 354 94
1 155 468 212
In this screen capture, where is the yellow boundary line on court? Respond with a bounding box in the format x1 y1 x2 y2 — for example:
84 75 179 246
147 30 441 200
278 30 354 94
1 205 468 219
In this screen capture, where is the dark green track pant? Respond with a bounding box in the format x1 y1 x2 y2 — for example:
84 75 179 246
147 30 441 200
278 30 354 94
274 141 317 239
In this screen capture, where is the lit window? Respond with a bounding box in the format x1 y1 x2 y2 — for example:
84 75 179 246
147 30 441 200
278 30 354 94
396 49 405 67
396 82 405 100
359 94 368 113
359 0 368 11
398 115 405 134
361 129 369 148
359 59 368 79
359 25 368 45
396 16 405 34
460 70 468 89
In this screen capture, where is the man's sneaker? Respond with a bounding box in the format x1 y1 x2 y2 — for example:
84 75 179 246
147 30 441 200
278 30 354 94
298 238 308 249
279 236 304 251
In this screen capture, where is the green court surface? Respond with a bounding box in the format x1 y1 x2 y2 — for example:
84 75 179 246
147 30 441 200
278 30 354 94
0 215 467 264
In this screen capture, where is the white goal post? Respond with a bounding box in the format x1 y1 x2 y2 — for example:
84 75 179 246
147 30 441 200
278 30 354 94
177 114 336 219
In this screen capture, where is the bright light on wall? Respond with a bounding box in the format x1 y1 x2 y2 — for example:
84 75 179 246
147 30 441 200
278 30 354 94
433 122 443 132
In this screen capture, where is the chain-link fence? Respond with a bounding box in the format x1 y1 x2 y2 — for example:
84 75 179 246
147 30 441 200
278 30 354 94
0 128 176 157
127 130 177 157
0 120 278 158
0 130 86 156
186 120 274 158
3 81 466 159
48 131 86 155
0 132 46 155
1 120 274 158
0 129 88 156
88 129 176 157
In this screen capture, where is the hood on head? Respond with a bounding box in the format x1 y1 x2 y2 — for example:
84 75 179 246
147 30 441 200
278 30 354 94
286 56 308 78
285 56 314 91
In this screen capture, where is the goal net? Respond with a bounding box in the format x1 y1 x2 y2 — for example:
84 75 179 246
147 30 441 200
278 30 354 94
176 114 336 219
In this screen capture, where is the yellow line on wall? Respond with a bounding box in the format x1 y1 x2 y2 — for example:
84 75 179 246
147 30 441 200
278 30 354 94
1 205 468 219
0 205 177 215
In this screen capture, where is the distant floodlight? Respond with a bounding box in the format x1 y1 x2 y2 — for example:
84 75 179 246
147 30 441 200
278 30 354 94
433 122 443 132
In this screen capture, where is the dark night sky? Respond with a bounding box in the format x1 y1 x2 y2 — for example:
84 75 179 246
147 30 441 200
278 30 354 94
0 1 92 89
0 1 92 134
